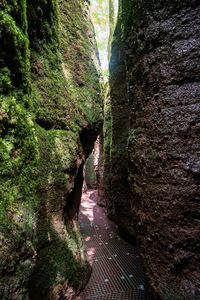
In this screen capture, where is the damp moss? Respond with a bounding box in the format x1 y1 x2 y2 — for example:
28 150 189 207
27 0 103 132
0 0 102 298
0 95 39 232
59 0 103 127
0 3 30 92
0 67 12 94
35 125 79 191
30 47 80 131
29 225 89 298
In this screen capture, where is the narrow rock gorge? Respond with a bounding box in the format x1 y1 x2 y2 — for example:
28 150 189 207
1 0 200 299
0 0 102 299
105 0 200 299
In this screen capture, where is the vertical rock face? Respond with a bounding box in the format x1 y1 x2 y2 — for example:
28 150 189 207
108 0 200 299
96 133 105 207
105 16 133 232
0 0 102 299
84 135 102 192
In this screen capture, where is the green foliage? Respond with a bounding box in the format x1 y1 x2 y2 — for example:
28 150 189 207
91 0 109 77
91 0 118 78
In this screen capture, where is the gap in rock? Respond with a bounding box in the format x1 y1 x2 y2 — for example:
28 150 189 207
83 134 105 207
90 0 118 80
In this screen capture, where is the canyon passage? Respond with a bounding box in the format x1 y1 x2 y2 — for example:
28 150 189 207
0 1 200 300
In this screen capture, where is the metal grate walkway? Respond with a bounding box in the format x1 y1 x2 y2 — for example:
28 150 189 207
78 190 150 300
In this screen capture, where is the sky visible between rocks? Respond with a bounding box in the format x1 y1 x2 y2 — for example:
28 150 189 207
90 0 118 79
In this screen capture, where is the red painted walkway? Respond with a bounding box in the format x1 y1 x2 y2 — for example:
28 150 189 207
78 190 150 300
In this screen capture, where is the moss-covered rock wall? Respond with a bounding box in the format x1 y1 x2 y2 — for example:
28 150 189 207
107 0 200 299
0 0 102 299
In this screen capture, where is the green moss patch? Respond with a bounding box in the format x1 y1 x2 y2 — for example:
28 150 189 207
35 125 79 190
0 5 30 91
0 95 39 232
0 0 102 298
29 223 89 299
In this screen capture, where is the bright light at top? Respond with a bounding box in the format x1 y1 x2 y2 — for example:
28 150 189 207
90 0 119 80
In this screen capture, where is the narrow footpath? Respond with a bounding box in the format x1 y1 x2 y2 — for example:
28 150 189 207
79 190 150 300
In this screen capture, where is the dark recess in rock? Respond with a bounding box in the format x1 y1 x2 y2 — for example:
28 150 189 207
64 163 84 224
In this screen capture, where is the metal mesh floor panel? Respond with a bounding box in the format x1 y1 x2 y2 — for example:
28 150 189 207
78 190 151 300
83 289 149 300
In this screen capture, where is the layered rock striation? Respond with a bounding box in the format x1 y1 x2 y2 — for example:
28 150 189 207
106 0 200 299
0 1 102 299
